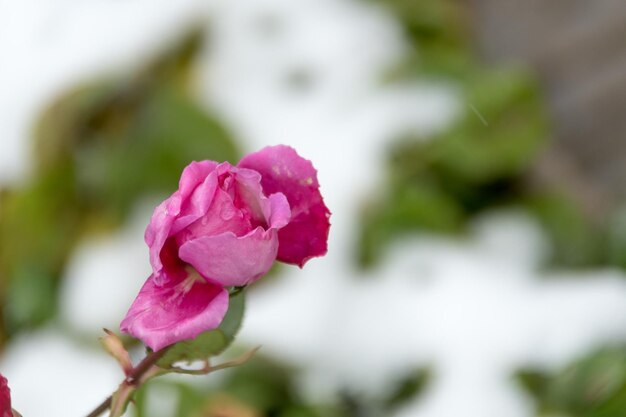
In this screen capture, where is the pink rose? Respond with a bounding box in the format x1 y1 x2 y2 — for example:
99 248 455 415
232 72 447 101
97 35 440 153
121 145 330 350
0 374 11 417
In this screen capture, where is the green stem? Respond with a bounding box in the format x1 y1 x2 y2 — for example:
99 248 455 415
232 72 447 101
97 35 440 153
228 285 246 297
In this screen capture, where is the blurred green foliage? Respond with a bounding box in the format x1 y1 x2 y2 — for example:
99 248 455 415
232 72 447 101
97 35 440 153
517 347 626 417
358 68 550 266
360 2 626 415
0 28 239 346
134 355 429 417
357 0 622 270
371 0 473 79
383 368 430 411
135 354 346 417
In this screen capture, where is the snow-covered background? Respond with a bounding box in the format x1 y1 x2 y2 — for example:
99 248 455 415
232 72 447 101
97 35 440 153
2 1 626 416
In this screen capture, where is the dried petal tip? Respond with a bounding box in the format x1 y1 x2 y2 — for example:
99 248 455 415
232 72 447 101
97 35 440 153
100 329 133 376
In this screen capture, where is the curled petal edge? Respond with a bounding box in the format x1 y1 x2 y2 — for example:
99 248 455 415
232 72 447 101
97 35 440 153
238 145 330 267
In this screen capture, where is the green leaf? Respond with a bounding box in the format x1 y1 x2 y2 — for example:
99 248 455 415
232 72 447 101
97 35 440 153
383 368 430 411
514 369 551 399
517 347 626 417
157 291 246 367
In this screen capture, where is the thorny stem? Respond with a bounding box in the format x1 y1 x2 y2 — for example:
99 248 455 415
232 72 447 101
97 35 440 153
84 347 170 417
127 348 169 383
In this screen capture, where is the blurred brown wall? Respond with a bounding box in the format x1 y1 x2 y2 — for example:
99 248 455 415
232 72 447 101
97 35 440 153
469 0 626 217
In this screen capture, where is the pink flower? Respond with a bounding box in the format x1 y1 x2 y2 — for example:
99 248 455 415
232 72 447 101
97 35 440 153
0 374 11 417
121 145 330 350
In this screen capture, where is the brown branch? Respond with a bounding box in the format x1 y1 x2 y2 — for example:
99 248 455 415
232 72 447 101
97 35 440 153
85 397 112 417
84 347 170 417
126 348 169 384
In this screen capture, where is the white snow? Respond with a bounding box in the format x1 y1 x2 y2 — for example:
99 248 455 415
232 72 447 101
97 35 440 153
0 329 120 416
0 0 209 185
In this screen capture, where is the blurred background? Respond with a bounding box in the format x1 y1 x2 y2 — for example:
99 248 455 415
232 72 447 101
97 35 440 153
2 0 626 416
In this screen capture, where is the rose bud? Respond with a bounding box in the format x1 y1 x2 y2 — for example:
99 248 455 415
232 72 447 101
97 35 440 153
121 145 330 350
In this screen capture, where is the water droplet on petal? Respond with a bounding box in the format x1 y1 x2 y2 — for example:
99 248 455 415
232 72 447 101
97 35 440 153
220 203 236 221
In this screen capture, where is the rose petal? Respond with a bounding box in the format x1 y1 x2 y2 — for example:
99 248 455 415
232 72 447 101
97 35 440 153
238 145 330 266
267 192 291 229
170 170 218 235
0 374 11 417
145 161 218 276
176 187 251 245
120 270 228 351
178 160 219 199
179 228 279 287
232 167 268 226
145 198 179 276
233 167 292 230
